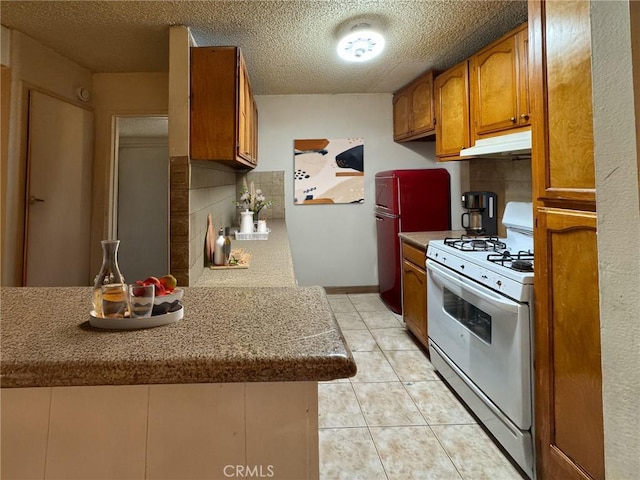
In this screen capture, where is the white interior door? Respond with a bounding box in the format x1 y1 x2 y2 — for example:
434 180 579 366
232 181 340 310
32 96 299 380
24 91 93 286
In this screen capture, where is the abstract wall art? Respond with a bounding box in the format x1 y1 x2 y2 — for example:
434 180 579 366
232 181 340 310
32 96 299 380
293 138 364 205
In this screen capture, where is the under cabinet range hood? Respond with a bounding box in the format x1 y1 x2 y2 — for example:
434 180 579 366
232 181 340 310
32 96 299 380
460 130 532 158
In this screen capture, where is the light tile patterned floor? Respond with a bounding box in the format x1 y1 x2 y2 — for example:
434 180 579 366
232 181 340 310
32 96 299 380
320 293 526 480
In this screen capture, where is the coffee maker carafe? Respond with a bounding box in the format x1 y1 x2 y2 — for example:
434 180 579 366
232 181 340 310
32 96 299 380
461 191 497 236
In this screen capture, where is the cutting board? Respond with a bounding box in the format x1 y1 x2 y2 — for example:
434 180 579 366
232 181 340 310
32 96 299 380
205 214 215 264
210 248 252 270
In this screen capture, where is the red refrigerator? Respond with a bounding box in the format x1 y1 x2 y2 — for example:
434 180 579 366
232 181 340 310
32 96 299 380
375 169 451 313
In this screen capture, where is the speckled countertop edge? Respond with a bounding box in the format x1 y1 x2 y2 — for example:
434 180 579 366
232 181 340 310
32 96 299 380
1 287 356 388
399 230 467 250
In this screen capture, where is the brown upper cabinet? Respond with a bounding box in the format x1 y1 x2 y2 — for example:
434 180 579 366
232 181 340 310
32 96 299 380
532 8 595 206
190 46 258 169
469 23 530 142
434 61 471 159
393 70 436 141
432 22 528 161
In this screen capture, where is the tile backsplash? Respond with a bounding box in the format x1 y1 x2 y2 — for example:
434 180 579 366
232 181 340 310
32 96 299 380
169 159 238 287
468 158 532 237
173 165 287 287
236 171 286 220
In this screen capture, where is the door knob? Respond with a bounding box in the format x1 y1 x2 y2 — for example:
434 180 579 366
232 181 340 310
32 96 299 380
29 195 45 205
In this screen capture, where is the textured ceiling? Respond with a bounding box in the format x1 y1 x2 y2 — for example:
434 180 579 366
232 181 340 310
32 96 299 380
1 0 528 95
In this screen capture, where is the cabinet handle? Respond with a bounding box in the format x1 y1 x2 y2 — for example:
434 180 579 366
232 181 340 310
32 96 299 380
520 113 530 120
510 116 516 123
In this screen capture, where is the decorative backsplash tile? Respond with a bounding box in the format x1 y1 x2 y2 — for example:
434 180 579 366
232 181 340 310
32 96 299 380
179 161 237 285
236 171 286 220
175 166 287 286
469 158 532 237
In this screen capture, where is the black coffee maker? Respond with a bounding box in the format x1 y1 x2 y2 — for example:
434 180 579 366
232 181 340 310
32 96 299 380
461 191 498 236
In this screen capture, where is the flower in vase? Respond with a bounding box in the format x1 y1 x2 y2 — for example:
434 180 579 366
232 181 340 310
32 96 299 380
235 178 273 217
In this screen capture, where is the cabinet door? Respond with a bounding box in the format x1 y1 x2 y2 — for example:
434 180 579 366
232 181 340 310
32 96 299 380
517 28 531 127
190 47 256 169
410 72 435 136
534 207 604 480
531 0 595 205
435 61 470 158
471 35 519 138
401 258 427 345
393 89 411 140
190 47 237 162
251 99 258 164
238 53 252 162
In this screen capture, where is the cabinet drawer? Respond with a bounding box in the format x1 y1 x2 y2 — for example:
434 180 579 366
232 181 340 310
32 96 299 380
401 242 426 267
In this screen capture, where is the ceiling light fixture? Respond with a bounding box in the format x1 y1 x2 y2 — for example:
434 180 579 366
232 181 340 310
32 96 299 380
337 23 385 63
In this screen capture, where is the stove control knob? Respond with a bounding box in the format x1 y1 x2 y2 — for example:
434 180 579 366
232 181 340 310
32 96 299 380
460 265 465 270
496 280 502 287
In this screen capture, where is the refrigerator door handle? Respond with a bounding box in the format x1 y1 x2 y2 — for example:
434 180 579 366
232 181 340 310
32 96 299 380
374 210 399 219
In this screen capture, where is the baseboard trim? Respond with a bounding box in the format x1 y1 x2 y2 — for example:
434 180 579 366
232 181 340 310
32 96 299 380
323 285 379 295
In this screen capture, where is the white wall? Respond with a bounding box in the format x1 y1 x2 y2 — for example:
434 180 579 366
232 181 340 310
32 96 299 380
255 94 467 287
590 1 640 477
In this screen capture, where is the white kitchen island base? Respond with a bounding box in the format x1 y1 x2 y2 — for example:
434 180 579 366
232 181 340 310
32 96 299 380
1 381 319 480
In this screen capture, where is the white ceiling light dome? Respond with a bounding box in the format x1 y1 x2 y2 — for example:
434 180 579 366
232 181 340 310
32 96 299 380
337 23 385 63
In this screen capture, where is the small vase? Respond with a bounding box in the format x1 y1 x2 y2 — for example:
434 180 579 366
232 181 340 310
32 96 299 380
253 210 261 223
92 240 126 317
240 210 254 234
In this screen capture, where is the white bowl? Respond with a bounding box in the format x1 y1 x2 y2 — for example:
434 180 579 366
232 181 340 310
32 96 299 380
152 287 184 315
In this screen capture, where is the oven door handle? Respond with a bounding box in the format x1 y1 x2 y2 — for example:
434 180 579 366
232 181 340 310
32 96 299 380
426 259 520 313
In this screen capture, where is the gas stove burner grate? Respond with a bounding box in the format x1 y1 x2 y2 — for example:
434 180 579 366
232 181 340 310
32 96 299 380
487 251 535 272
444 235 507 252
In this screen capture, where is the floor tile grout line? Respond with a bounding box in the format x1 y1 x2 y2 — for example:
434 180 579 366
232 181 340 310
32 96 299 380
398 376 431 427
379 325 470 480
428 424 468 480
323 296 387 478
350 294 467 478
328 294 523 480
364 424 391 480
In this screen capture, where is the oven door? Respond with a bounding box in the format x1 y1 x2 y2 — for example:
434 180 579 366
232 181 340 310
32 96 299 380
426 259 531 430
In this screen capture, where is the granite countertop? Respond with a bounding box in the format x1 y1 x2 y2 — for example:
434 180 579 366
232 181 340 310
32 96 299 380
195 219 296 287
0 286 356 388
399 230 467 250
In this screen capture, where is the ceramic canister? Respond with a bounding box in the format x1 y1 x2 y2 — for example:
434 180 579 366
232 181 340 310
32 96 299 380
240 210 254 233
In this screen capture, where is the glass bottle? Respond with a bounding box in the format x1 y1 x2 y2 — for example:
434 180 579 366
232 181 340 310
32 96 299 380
92 240 126 317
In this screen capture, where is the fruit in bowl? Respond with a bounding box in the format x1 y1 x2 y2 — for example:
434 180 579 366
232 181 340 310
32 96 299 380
152 287 184 315
135 274 183 315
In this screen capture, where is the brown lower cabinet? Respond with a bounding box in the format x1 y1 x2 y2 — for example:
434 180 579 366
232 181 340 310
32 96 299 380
534 207 603 480
401 241 428 348
530 0 604 478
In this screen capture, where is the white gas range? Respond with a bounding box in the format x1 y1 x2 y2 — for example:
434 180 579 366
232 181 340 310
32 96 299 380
426 202 535 478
